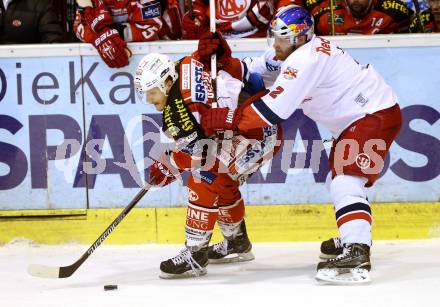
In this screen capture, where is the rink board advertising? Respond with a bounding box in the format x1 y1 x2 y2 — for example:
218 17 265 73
0 39 439 210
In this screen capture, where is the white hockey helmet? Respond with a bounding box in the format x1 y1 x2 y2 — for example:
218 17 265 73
135 53 178 95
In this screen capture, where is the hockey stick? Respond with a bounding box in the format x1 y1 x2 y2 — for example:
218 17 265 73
27 183 152 278
187 0 195 19
330 0 335 35
209 0 218 107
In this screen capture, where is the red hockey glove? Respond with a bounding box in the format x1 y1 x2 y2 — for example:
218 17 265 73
197 31 232 67
93 28 129 68
200 107 243 136
182 9 208 39
82 1 113 33
148 158 180 187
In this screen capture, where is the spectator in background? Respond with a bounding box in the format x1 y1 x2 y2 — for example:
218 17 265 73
74 0 182 68
0 0 63 44
431 0 440 27
182 0 299 39
403 0 438 32
305 0 436 35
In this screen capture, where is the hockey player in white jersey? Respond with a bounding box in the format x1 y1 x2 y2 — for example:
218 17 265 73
199 5 402 284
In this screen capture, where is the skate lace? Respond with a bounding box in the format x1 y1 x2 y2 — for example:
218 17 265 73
333 237 342 249
212 240 228 256
171 248 204 275
332 245 352 261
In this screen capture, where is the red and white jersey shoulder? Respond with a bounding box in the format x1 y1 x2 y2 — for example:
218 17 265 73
179 55 243 113
239 35 399 137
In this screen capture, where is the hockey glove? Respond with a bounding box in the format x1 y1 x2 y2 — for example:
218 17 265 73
200 107 243 136
197 31 231 60
182 9 208 39
82 0 113 33
93 28 129 68
148 154 182 187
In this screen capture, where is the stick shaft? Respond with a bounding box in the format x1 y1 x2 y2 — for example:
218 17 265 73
28 184 151 278
210 0 216 81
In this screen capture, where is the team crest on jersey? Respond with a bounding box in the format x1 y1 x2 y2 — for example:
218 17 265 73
218 0 250 21
141 2 161 20
283 67 298 80
356 153 371 169
328 14 344 25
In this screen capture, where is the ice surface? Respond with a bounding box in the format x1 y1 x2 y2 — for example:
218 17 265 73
1 240 439 307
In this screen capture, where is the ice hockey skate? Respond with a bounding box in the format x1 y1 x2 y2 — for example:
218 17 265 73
315 243 371 285
319 237 343 259
159 246 208 279
208 221 255 264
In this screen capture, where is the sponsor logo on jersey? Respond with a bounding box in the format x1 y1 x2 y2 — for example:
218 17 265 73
163 98 195 137
355 93 369 107
191 59 213 103
218 0 249 20
381 0 410 15
199 171 216 185
175 131 198 149
356 153 371 169
283 67 298 80
316 37 331 56
141 2 161 20
265 61 280 71
181 64 190 90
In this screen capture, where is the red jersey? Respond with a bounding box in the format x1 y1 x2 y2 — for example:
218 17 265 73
74 0 182 43
305 0 412 34
190 0 300 38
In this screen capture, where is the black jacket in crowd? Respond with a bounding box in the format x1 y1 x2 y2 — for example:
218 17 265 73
0 0 63 44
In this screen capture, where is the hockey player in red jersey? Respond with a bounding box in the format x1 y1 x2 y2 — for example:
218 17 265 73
199 6 402 284
135 45 281 278
182 0 299 39
304 0 435 34
74 0 182 68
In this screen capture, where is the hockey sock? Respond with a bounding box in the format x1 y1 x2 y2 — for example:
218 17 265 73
330 175 372 246
217 198 245 239
185 202 218 248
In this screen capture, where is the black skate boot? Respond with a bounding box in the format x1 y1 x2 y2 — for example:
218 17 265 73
319 237 343 259
208 220 255 264
315 243 371 284
159 246 208 279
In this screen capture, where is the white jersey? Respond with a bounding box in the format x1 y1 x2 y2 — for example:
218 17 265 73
242 49 283 88
244 35 398 137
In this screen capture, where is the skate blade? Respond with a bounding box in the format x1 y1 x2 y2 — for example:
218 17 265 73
209 252 255 264
159 267 207 279
315 268 371 285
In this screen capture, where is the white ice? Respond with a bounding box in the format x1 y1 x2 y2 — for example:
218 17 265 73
1 240 440 307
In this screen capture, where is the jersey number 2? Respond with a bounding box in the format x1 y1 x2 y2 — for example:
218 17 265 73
269 86 284 99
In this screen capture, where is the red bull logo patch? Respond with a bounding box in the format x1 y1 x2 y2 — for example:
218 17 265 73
283 67 298 80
